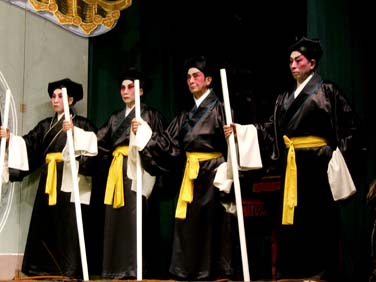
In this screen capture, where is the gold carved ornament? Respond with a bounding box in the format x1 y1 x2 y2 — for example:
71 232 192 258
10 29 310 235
28 0 132 36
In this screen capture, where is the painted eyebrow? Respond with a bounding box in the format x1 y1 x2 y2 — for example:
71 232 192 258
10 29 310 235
290 58 302 64
121 83 135 88
290 54 303 61
187 72 202 78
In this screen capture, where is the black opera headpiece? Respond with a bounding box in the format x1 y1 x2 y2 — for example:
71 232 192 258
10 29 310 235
288 36 323 62
183 55 214 77
120 67 151 93
48 78 83 105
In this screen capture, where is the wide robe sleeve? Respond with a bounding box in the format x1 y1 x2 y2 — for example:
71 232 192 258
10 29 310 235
127 104 167 197
328 81 366 191
70 115 98 176
9 117 53 181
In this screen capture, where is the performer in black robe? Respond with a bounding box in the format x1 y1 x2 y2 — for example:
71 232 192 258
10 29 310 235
132 56 238 281
7 78 98 278
98 68 166 279
225 37 363 281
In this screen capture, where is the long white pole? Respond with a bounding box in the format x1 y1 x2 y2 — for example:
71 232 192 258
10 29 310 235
62 88 89 281
0 89 11 201
220 68 250 281
134 79 143 280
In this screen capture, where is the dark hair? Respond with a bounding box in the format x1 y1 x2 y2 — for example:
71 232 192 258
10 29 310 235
183 55 214 77
47 78 83 105
288 36 323 63
119 67 152 93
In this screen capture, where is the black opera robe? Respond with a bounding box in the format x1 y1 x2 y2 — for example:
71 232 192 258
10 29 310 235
10 113 97 278
97 104 166 279
139 90 238 280
257 72 362 280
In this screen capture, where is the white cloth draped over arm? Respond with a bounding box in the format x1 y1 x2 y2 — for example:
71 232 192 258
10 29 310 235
3 134 30 183
127 119 155 198
214 124 262 193
235 124 263 170
8 134 29 171
327 147 356 200
64 126 98 158
61 126 98 205
130 118 153 151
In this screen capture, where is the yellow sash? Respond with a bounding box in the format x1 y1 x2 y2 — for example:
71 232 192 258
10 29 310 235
282 135 327 225
45 152 64 206
175 151 222 219
104 146 129 208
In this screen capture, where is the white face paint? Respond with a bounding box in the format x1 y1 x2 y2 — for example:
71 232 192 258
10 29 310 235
120 79 143 107
186 67 212 99
50 89 73 114
289 51 315 83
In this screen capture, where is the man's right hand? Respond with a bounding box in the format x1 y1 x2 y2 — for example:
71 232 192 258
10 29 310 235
0 127 10 141
131 118 142 135
223 123 236 138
